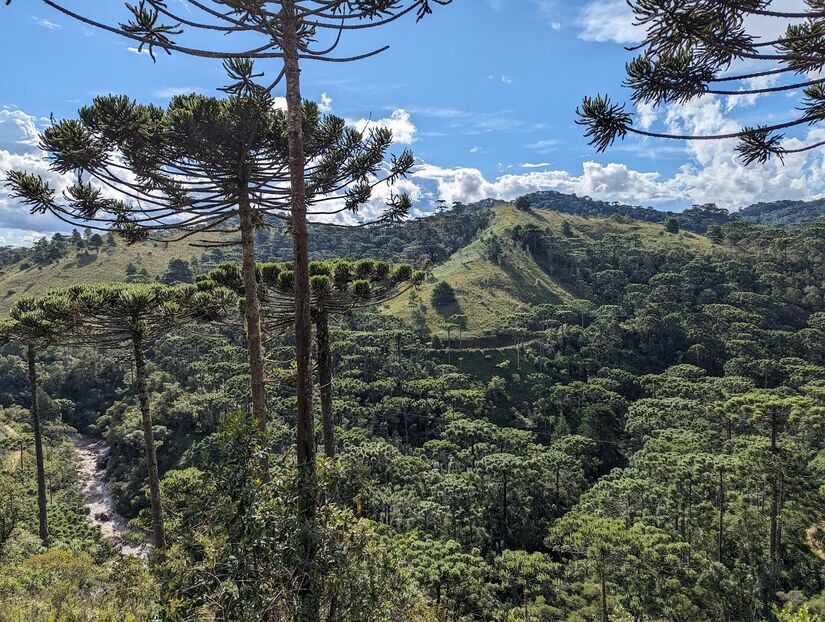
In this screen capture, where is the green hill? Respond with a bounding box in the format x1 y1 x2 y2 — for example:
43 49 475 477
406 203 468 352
739 197 825 225
0 236 209 313
384 203 724 337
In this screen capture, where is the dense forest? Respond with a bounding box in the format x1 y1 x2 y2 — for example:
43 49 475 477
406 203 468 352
2 0 825 620
1 200 824 621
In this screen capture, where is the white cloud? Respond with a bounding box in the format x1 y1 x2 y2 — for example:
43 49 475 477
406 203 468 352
0 109 44 153
346 109 417 144
32 17 61 30
127 46 151 57
319 93 333 113
636 102 658 131
470 146 482 154
578 0 640 44
527 138 560 153
521 162 551 169
413 161 676 206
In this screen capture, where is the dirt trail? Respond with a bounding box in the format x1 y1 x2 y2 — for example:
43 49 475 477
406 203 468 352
807 524 825 561
74 436 150 559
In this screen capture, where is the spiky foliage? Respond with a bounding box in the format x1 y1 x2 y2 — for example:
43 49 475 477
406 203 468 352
201 259 423 329
0 298 75 549
577 0 825 164
6 1 451 65
4 93 415 240
201 259 424 456
21 283 235 551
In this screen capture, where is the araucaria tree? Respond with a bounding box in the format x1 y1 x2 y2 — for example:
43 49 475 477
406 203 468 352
32 283 234 550
203 259 424 458
577 0 825 164
4 2 448 616
0 301 70 548
5 92 414 476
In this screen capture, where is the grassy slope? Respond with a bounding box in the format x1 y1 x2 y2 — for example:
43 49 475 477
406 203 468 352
0 237 209 314
0 204 723 330
383 203 721 337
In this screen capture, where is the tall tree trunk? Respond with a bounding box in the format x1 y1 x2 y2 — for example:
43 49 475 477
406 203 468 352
132 332 166 550
282 4 318 620
769 413 778 562
316 309 335 458
27 344 48 548
238 191 269 479
718 468 725 564
600 556 609 622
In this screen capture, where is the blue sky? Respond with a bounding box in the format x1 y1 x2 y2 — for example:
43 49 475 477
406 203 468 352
1 0 824 245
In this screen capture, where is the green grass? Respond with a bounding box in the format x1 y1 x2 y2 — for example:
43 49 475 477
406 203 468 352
0 237 211 314
384 204 729 338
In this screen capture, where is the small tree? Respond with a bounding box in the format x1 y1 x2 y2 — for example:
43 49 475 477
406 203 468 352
665 218 680 234
515 195 531 211
35 283 235 550
204 259 423 457
0 303 69 548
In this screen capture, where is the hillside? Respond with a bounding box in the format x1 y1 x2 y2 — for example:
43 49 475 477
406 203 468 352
384 203 724 337
0 236 210 313
739 197 825 225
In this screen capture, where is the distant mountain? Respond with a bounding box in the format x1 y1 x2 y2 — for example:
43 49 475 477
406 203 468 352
515 191 728 233
738 198 825 226
519 191 825 229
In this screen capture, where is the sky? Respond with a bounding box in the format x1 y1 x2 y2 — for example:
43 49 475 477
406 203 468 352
1 0 824 245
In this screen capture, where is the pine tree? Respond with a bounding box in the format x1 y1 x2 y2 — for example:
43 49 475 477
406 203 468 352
5 92 413 478
203 259 424 458
0 302 71 548
32 283 235 551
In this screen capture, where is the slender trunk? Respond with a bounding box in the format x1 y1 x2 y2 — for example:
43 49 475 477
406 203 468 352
769 413 778 562
27 344 48 548
282 5 318 620
238 192 269 479
718 468 725 564
132 332 166 550
600 556 609 622
316 309 335 458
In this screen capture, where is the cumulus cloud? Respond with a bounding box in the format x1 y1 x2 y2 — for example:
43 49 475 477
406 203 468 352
0 109 44 153
413 161 678 207
318 93 333 113
346 109 417 144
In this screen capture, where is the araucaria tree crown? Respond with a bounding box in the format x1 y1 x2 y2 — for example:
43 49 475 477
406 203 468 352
577 0 825 165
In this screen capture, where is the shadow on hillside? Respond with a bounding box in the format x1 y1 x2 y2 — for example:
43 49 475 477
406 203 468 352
69 253 98 268
433 300 463 321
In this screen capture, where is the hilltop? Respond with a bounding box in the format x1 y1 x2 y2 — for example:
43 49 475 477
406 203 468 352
383 202 724 337
1 189 821 320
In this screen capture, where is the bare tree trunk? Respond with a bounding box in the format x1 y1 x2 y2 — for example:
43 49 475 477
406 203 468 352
718 468 725 564
238 192 269 479
27 344 48 548
282 4 318 620
132 332 166 550
316 309 335 458
600 557 609 622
